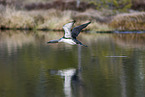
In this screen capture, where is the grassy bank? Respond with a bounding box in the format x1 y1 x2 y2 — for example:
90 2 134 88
0 6 112 31
0 4 145 31
109 12 145 30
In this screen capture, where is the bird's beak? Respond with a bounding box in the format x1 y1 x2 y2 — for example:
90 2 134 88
47 40 58 43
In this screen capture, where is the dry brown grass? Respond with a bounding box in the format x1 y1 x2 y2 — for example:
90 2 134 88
0 7 35 28
109 12 145 30
0 6 113 31
0 7 73 29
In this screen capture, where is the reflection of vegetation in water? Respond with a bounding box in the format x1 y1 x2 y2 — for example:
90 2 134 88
78 34 145 97
1 31 145 55
0 31 145 97
1 31 145 69
0 31 75 97
0 30 65 55
114 33 145 49
0 30 35 55
81 33 145 78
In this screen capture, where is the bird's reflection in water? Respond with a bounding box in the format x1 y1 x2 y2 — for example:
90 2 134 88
49 45 83 97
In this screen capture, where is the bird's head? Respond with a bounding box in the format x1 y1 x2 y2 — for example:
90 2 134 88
72 20 76 23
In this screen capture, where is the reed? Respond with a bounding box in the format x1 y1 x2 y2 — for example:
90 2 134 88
0 7 73 30
0 6 112 31
0 7 35 29
109 12 145 30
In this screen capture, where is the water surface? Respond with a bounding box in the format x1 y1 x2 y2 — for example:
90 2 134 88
0 31 145 97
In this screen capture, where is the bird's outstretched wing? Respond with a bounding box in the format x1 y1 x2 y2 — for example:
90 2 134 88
71 22 91 39
63 21 75 38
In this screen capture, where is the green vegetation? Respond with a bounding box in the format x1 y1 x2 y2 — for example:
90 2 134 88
88 0 132 12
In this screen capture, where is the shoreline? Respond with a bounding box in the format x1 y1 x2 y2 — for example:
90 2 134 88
0 26 145 34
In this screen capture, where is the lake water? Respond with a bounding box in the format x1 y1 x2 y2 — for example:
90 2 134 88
0 31 145 97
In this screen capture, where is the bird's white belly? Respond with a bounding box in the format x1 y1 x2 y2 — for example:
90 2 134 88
59 39 76 45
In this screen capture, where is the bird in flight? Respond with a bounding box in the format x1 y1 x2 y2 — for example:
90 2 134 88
47 20 91 47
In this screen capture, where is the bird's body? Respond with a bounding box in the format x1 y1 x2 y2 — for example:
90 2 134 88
59 38 76 45
47 21 91 47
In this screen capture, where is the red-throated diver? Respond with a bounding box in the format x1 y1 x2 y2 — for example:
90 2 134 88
47 21 91 47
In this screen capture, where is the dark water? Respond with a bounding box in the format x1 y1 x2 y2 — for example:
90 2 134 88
0 31 145 97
